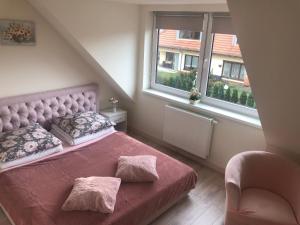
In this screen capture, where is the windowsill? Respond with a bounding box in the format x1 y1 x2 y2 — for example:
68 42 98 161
142 89 262 129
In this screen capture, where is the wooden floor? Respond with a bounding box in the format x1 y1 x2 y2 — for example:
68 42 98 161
0 133 226 225
131 133 226 225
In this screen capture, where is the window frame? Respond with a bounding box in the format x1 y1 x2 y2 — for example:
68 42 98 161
150 14 208 98
150 12 258 118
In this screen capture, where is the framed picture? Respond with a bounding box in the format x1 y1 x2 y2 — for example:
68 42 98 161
0 19 35 45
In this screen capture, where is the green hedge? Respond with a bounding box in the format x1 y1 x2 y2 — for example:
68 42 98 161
157 71 256 108
158 70 197 91
209 82 256 108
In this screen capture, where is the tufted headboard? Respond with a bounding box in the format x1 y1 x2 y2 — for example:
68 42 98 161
0 84 99 133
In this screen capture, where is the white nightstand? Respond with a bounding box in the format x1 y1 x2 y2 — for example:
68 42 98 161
100 108 127 132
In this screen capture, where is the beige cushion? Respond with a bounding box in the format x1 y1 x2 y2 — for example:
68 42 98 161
62 176 121 213
115 155 159 182
239 188 298 225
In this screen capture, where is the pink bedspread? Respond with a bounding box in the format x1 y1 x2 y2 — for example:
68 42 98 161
0 132 197 225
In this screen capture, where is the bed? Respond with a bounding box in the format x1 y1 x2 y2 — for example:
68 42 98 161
0 84 197 225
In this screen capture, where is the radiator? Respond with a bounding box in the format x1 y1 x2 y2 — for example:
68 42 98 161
163 105 216 159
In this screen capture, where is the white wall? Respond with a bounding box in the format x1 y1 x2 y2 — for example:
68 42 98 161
227 0 300 154
27 0 140 101
5 0 267 170
0 0 117 109
123 4 266 170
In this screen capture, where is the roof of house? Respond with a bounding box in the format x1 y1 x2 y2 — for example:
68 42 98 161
158 30 242 57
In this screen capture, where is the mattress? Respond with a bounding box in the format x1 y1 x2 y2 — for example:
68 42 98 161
0 132 197 225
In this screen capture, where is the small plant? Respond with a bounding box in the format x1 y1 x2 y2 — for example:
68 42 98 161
189 87 201 101
240 91 248 105
224 86 231 101
231 89 239 103
247 93 255 108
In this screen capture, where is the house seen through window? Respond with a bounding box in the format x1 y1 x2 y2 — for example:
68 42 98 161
152 12 256 116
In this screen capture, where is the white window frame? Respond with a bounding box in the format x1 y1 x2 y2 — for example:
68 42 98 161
150 12 258 118
150 14 208 98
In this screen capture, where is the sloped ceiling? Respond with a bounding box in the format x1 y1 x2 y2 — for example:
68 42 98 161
227 0 300 153
27 0 140 101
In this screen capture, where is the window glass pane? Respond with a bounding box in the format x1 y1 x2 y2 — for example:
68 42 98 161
179 30 191 39
179 30 201 40
240 65 246 79
231 63 240 79
222 62 231 77
192 56 199 68
193 32 201 39
207 34 255 108
156 29 199 91
184 55 199 70
185 55 192 69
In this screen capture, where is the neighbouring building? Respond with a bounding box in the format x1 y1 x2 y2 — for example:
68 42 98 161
158 29 249 86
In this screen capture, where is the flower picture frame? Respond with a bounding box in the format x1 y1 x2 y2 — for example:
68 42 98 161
0 19 35 45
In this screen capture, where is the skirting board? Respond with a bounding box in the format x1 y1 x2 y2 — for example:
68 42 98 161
128 126 225 174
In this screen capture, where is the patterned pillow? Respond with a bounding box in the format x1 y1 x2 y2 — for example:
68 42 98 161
53 111 114 139
0 123 62 164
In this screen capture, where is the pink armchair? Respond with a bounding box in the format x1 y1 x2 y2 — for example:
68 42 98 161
225 151 300 225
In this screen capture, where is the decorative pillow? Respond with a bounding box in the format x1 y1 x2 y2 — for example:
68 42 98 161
62 176 121 213
115 155 159 182
53 111 114 139
51 124 115 146
0 123 62 169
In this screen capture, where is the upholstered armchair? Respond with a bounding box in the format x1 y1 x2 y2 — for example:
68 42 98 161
225 151 300 225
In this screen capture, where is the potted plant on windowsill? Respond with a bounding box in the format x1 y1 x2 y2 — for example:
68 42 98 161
189 87 201 104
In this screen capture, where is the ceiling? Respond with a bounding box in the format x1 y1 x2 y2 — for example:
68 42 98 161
107 0 226 4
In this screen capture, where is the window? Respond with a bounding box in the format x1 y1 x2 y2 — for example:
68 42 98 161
178 31 201 40
162 52 176 69
184 55 199 71
232 35 238 46
222 61 246 81
151 12 257 117
154 29 198 92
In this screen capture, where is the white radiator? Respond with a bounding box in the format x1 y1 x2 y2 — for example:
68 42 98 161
163 105 216 159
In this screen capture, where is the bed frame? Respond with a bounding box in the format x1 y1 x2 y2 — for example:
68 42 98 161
0 83 189 225
0 84 98 133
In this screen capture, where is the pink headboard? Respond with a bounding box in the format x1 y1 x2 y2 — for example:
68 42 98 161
0 84 99 132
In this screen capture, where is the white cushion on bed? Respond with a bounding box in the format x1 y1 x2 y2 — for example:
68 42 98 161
51 124 115 146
